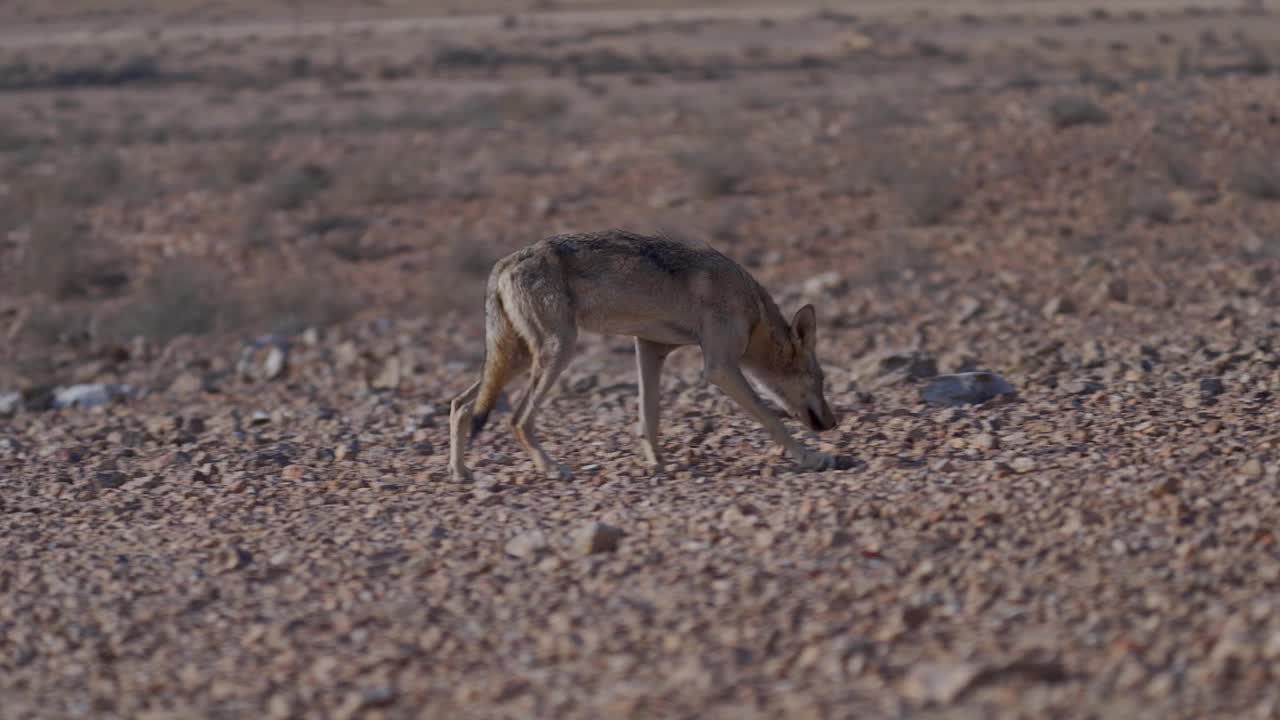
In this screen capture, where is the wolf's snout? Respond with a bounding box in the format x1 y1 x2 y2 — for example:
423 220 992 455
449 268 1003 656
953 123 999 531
807 405 838 432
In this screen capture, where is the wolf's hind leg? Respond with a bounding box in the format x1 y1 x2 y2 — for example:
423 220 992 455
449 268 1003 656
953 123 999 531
511 331 577 479
448 379 482 482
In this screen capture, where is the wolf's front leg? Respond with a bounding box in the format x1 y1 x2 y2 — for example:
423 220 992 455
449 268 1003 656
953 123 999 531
704 362 833 471
635 338 677 470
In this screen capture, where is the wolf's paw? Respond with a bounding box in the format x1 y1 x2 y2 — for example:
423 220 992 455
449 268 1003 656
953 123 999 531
543 463 572 481
796 450 835 472
449 465 474 483
639 440 665 472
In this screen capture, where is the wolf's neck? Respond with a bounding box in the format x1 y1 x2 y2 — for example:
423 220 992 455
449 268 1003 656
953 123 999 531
742 282 792 369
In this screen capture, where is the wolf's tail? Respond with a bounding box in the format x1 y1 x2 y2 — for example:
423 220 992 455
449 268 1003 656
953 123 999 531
469 275 526 436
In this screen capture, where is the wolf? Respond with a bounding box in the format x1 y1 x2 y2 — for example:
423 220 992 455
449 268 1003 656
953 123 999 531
447 229 839 482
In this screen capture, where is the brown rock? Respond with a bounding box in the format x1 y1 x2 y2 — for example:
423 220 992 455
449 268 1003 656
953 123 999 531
170 372 205 395
970 433 998 450
1241 458 1264 479
570 522 624 555
281 464 308 481
1010 457 1037 473
901 660 980 704
93 470 128 489
505 530 550 559
216 544 253 573
1042 296 1076 318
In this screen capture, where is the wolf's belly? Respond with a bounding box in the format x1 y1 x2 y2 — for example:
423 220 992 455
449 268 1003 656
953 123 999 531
578 313 699 346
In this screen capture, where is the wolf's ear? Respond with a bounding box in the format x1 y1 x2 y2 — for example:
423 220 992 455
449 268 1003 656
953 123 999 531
792 304 817 351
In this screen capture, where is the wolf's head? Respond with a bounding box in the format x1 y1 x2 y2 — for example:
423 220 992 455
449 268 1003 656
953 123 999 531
751 305 839 432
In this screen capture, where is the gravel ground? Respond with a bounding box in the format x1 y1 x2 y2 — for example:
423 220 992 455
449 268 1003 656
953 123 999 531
5 250 1279 718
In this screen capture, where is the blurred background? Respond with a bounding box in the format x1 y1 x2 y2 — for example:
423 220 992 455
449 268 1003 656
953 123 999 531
0 0 1276 390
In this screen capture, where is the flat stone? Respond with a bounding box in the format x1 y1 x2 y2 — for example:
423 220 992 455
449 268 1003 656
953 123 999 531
920 372 1016 406
0 391 22 416
53 384 132 410
505 530 550 560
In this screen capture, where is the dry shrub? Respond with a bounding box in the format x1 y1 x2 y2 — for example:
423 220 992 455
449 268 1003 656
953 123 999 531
17 210 128 300
901 168 964 226
221 143 269 186
304 215 368 239
100 259 234 344
0 193 19 236
675 140 754 197
349 155 433 206
436 167 489 202
1005 69 1042 91
0 121 38 152
709 203 748 244
436 90 571 131
1241 45 1271 76
0 54 164 91
869 142 966 226
240 209 275 251
450 237 499 278
860 232 939 286
738 90 781 111
424 237 499 312
247 271 355 336
19 304 93 347
497 150 552 177
1076 63 1123 94
259 162 332 210
1232 156 1280 201
1049 95 1111 128
55 150 125 206
1159 143 1205 189
49 54 163 89
305 215 405 264
1120 187 1176 225
492 90 572 124
100 259 354 343
853 101 919 130
432 45 500 72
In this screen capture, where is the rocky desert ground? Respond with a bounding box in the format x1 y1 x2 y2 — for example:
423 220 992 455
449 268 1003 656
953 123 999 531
3 1 1280 718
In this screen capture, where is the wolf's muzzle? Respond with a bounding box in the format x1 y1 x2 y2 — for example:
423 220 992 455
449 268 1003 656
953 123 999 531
807 406 838 432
